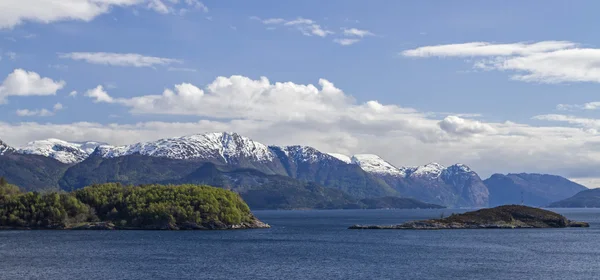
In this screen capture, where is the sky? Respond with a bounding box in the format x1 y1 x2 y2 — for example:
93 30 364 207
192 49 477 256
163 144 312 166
3 0 600 186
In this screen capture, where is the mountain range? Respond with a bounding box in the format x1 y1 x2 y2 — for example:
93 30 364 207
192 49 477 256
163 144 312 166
0 132 590 209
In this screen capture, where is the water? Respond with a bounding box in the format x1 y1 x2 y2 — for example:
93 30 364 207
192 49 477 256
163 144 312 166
1 208 600 280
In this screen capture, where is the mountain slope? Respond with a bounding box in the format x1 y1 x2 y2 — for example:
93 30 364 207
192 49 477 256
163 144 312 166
0 151 69 191
484 173 587 207
547 188 600 208
270 146 397 198
58 154 432 210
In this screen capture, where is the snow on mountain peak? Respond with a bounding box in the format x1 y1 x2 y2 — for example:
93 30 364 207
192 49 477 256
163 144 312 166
99 132 275 162
445 163 473 173
0 139 14 155
16 139 103 164
327 153 352 164
409 162 445 178
351 154 406 177
271 145 331 163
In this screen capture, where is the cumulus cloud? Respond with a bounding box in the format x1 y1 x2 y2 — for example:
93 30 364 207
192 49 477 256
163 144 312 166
438 116 496 136
85 85 114 103
252 17 333 37
83 76 436 128
59 52 182 67
16 102 64 117
0 69 65 103
0 0 208 28
402 41 600 83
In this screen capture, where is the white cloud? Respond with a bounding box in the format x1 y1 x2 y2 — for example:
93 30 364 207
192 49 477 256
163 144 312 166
85 85 114 103
183 0 207 12
533 114 600 129
333 38 360 46
402 41 600 83
252 17 333 38
15 102 64 117
147 0 170 13
0 69 65 103
342 28 374 37
59 52 182 67
438 116 496 136
0 0 140 29
557 101 600 111
402 41 576 57
16 109 54 117
0 0 208 28
69 90 78 97
167 67 198 72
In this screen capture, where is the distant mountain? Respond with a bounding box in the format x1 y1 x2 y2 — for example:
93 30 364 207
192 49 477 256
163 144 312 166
484 173 587 207
349 154 489 207
16 132 582 208
547 188 600 208
271 146 397 198
16 139 104 164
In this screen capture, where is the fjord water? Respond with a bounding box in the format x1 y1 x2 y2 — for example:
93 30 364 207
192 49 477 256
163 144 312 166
1 209 599 280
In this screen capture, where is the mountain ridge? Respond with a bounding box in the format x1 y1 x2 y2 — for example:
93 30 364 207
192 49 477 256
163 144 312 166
0 132 591 208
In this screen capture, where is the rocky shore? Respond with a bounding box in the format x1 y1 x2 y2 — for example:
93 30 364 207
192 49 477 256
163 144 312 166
349 205 589 230
0 220 271 230
1 219 270 230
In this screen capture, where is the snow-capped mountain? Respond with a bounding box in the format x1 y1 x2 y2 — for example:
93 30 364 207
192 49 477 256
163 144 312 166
0 139 14 155
350 154 408 177
3 132 489 206
408 162 445 179
327 153 352 164
16 139 104 164
98 132 274 163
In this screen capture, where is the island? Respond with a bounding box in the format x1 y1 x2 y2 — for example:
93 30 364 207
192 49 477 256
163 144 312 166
0 182 269 230
348 205 589 230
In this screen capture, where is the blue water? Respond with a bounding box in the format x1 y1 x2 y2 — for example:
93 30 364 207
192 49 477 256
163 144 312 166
1 208 600 280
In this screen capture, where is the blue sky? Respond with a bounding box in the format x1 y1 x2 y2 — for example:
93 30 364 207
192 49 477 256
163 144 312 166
3 0 600 185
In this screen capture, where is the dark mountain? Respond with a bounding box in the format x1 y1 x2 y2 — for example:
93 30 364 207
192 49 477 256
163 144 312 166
484 173 587 207
57 154 434 210
0 151 68 191
547 188 600 208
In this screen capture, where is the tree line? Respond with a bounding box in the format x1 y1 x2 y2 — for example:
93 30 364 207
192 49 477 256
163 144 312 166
0 177 253 229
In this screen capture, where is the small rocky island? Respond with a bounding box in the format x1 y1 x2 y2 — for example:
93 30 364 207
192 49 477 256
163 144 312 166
349 205 589 230
0 182 269 230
